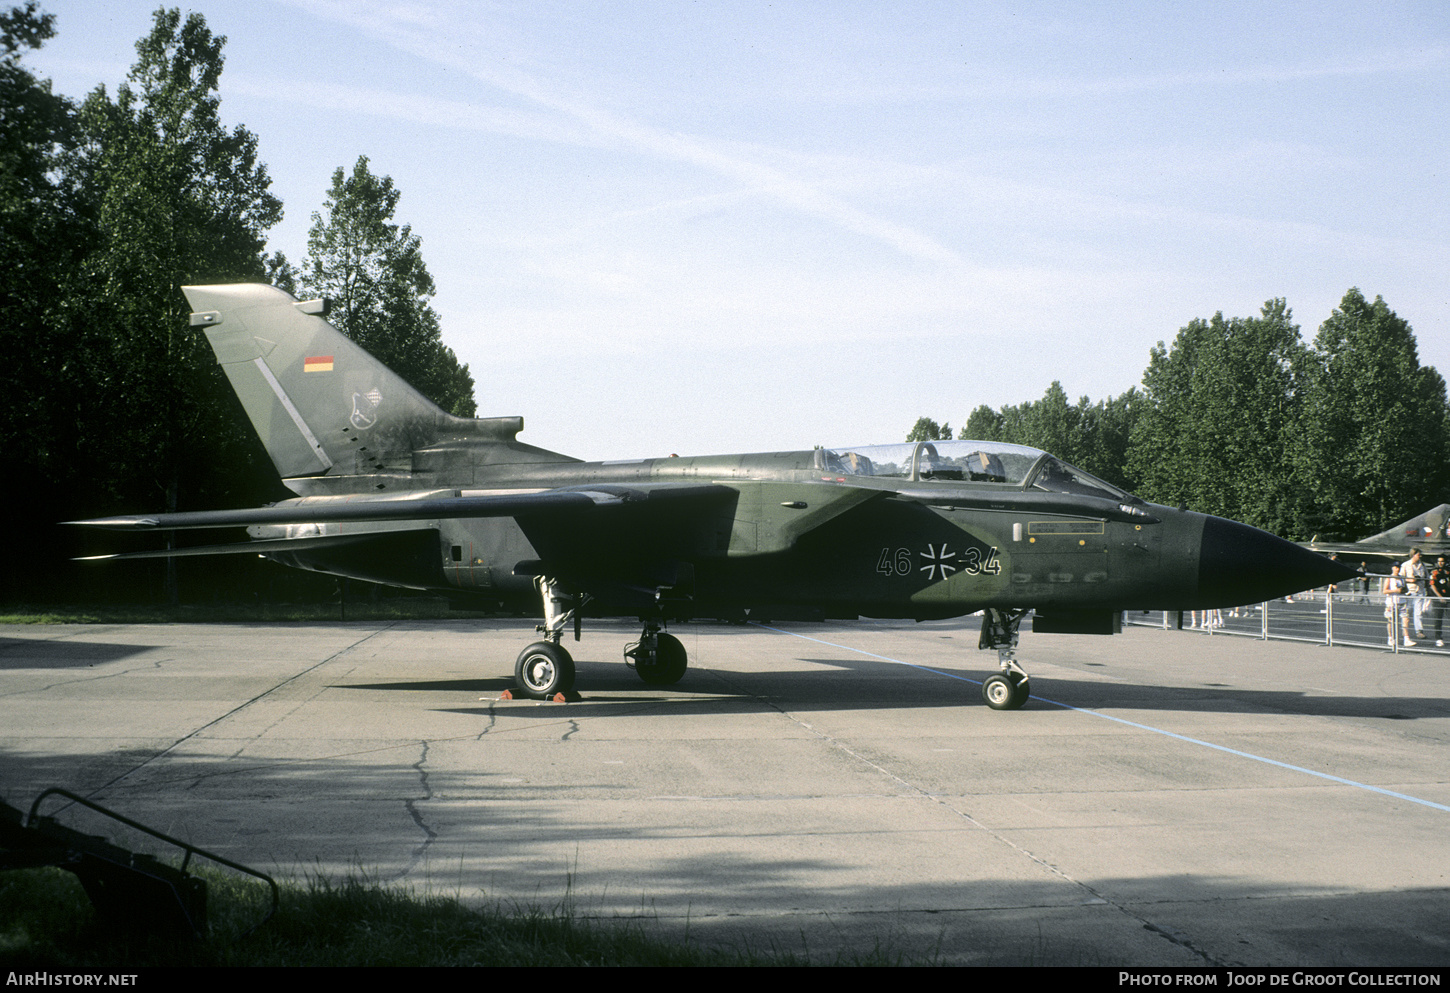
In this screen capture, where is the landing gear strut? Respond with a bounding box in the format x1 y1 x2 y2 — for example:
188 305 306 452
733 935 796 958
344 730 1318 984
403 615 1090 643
512 578 688 697
625 618 688 685
979 608 1030 710
513 576 584 699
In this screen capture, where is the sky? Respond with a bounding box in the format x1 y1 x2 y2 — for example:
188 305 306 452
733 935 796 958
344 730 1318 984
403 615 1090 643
25 1 1450 461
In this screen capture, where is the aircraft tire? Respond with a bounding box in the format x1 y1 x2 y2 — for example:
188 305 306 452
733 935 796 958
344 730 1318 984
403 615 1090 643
1010 676 1030 709
636 633 687 685
515 642 575 699
982 673 1024 711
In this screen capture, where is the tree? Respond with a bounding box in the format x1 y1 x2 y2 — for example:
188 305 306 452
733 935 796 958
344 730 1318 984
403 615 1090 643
61 8 289 601
906 416 951 441
1127 300 1308 535
962 404 1004 441
301 156 476 416
0 2 88 599
0 1 76 487
1077 387 1141 492
0 3 72 301
910 293 1446 536
68 6 283 506
1295 289 1450 538
1020 382 1081 462
948 384 1134 486
0 7 291 601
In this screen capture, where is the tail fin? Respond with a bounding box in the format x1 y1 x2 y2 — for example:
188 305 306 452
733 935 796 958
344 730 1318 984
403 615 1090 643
1358 504 1450 547
183 283 521 480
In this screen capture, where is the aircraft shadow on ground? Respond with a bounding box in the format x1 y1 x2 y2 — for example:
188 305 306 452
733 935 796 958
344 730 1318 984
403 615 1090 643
1 747 1446 966
329 656 1450 721
0 637 158 669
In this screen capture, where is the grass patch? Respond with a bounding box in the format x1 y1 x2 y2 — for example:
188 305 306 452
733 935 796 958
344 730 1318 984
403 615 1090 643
0 867 932 967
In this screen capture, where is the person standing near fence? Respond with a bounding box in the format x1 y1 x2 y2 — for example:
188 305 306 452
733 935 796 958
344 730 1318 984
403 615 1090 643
1404 548 1428 639
1320 554 1343 616
1384 563 1412 647
1430 555 1449 648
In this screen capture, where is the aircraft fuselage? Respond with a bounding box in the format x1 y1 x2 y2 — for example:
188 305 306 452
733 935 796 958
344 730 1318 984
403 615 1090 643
256 444 1320 624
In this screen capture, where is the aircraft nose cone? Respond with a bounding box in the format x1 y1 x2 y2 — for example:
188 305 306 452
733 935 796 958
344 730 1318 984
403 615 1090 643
1198 515 1358 607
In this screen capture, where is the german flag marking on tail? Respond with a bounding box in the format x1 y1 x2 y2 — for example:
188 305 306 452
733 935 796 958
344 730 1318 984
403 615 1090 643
304 355 334 372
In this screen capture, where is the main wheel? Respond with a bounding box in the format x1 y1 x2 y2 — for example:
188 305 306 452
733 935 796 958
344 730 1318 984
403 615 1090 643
515 642 575 699
636 632 687 685
982 672 1026 710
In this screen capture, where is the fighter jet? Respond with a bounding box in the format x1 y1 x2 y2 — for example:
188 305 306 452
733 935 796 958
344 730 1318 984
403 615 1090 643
71 284 1352 709
1306 505 1450 567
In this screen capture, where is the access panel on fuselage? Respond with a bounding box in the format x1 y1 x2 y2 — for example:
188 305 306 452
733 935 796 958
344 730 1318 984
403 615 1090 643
439 516 539 597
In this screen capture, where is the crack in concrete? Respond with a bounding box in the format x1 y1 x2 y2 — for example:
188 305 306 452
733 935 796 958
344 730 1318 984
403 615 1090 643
400 740 438 879
474 701 498 739
0 656 179 699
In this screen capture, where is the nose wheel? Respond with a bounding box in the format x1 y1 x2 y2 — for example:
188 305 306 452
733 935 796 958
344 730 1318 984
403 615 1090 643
979 607 1031 710
981 670 1029 710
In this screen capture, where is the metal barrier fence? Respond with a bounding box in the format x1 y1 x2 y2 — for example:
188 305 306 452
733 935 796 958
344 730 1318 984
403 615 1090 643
1124 590 1450 654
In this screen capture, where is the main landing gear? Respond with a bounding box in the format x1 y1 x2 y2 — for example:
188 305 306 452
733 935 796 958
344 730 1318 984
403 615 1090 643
515 641 574 698
514 577 581 698
624 620 688 686
979 608 1031 710
511 577 689 699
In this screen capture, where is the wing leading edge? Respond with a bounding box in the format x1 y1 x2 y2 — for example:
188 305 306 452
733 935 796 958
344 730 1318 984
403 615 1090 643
69 482 736 532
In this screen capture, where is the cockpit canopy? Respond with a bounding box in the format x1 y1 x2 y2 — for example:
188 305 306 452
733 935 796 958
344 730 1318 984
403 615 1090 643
818 440 1133 502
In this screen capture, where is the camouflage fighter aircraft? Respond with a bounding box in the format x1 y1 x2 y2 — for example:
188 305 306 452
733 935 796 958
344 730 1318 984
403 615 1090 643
1306 505 1450 568
72 284 1354 709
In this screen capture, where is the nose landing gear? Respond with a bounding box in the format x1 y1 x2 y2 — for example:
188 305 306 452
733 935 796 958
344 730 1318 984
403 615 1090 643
979 608 1030 710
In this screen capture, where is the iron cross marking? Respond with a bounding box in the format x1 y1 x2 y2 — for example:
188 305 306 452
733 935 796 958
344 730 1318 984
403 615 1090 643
919 544 958 581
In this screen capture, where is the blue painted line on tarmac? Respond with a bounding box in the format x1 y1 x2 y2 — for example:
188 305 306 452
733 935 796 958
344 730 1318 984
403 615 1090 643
754 622 1450 814
752 623 986 684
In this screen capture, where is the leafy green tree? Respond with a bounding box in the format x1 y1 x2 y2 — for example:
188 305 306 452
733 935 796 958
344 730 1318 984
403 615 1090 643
301 156 476 416
1077 388 1141 492
0 2 87 599
952 386 1139 490
1020 382 1080 462
996 402 1031 444
0 2 72 300
68 6 282 510
906 416 950 441
962 404 1004 441
0 7 290 601
60 8 289 602
263 249 297 294
1127 300 1308 534
0 2 76 484
1295 289 1450 538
